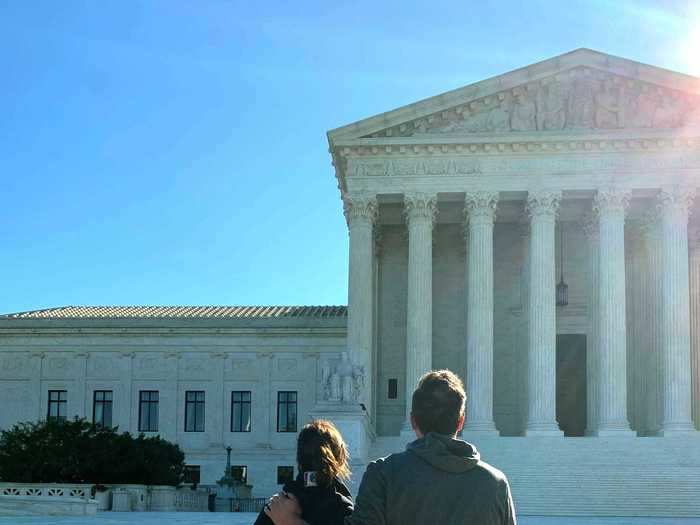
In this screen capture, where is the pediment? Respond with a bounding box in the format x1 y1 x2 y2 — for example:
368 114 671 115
328 49 700 144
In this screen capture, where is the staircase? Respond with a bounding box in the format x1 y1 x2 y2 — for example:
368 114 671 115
368 435 700 517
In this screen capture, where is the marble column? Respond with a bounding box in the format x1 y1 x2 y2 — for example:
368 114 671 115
525 190 563 436
464 191 499 434
582 214 599 436
403 193 437 427
690 227 700 431
593 189 634 435
658 186 696 435
344 193 378 412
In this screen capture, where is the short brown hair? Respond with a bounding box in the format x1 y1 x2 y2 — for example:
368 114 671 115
297 420 351 486
411 370 466 435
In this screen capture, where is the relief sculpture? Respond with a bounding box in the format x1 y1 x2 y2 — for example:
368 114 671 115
370 67 697 137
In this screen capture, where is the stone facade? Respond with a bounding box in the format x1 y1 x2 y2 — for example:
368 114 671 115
3 49 700 514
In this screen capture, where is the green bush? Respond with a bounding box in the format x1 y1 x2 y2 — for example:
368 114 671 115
0 418 184 486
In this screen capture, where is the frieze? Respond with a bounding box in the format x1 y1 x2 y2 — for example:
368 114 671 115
366 67 700 138
347 153 700 178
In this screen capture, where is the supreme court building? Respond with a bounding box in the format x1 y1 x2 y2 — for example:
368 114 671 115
2 49 700 516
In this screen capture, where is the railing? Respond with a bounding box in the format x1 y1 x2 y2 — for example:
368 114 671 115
174 489 209 512
216 497 266 513
0 483 92 499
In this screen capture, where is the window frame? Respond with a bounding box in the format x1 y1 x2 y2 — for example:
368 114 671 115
232 465 248 484
184 390 206 433
230 391 252 432
277 466 294 485
92 390 113 428
184 465 201 484
138 390 159 432
47 390 67 422
276 391 298 433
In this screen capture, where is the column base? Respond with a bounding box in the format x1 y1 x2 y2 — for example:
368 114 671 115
655 422 697 437
525 422 563 437
591 429 637 437
463 421 499 437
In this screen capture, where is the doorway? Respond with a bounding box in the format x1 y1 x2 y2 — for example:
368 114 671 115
556 334 587 437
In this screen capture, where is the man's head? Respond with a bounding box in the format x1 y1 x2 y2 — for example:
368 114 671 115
410 370 466 437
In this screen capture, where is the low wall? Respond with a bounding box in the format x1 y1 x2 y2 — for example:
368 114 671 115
111 484 209 512
0 484 97 516
0 483 208 513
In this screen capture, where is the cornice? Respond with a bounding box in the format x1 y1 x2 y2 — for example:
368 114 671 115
335 134 700 158
0 327 347 337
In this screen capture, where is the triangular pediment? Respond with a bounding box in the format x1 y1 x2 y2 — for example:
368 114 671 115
328 49 700 144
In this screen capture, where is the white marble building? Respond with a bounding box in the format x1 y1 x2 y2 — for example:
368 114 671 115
3 49 700 516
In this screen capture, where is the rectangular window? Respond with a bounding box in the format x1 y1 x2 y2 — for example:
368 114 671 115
277 391 297 432
277 466 294 485
138 390 159 432
232 465 248 484
388 379 398 399
231 391 252 432
93 390 113 427
185 391 205 432
184 465 201 484
47 390 67 422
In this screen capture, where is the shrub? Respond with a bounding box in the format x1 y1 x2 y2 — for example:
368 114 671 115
0 418 184 486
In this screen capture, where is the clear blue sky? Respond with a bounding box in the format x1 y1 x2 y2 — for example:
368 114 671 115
1 0 699 314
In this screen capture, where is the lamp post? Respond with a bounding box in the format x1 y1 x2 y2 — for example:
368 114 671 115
556 222 569 307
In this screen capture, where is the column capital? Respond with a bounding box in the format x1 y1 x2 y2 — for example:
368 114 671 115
593 188 631 217
658 185 696 220
526 190 561 218
343 193 378 225
464 191 499 225
404 192 437 225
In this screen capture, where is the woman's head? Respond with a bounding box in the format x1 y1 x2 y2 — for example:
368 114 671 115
296 419 350 487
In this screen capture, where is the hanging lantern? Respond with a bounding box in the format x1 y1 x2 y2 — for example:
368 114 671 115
556 222 569 307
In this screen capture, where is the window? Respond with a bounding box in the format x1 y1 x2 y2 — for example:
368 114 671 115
277 466 294 485
232 465 248 484
388 379 398 399
93 390 113 427
277 391 297 432
138 390 159 432
185 391 205 432
184 465 201 484
48 390 67 422
231 391 251 432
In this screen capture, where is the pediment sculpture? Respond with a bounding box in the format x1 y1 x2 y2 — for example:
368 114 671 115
366 67 700 138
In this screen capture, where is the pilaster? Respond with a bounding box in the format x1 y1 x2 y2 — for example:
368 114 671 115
641 212 663 435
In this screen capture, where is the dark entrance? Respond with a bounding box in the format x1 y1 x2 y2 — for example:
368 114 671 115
556 334 587 437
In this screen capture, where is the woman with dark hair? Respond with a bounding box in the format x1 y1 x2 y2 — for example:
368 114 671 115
257 419 354 525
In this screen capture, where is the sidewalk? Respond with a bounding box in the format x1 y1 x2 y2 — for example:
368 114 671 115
1 512 699 524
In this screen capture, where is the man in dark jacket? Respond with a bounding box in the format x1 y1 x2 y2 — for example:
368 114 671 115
267 369 516 525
